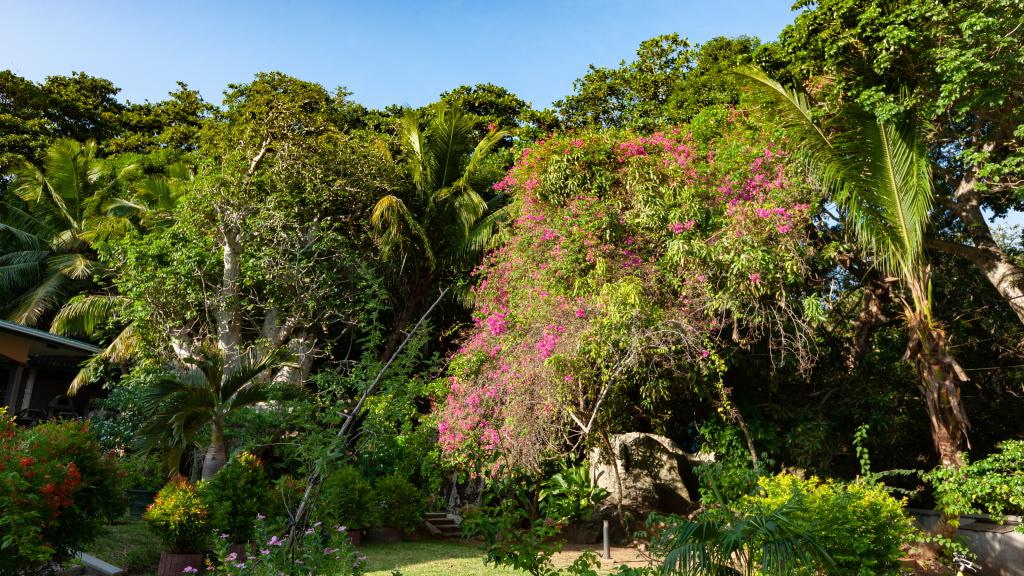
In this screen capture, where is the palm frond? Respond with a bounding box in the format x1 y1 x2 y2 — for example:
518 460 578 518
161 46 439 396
47 252 98 281
50 293 125 337
67 323 138 395
222 346 296 407
7 270 70 326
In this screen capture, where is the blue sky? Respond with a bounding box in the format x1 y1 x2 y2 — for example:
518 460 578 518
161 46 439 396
1 0 799 109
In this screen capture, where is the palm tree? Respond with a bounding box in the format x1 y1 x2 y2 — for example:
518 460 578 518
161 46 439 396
0 139 132 326
371 102 511 357
735 67 969 468
657 499 834 575
139 344 295 479
59 162 193 394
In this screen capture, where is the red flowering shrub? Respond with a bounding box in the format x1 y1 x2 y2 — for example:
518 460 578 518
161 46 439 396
0 408 125 573
436 107 824 473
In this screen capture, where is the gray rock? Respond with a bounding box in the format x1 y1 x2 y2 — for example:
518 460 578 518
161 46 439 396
589 432 700 517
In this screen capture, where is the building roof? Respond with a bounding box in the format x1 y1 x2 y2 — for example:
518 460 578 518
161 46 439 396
0 320 101 355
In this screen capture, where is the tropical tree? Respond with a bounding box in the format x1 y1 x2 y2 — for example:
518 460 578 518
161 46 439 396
736 67 970 468
656 500 833 576
0 138 132 327
371 102 510 357
139 344 295 479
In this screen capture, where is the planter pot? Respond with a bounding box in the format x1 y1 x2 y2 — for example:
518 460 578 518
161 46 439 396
157 551 204 576
366 526 403 543
229 543 248 561
127 489 157 519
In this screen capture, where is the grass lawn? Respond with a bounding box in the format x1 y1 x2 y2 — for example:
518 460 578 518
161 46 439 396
80 520 161 576
362 541 520 575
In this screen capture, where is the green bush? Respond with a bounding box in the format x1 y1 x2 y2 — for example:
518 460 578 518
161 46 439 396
202 450 272 543
924 439 1024 530
120 451 166 491
143 477 210 552
373 474 425 532
738 473 915 576
0 409 125 573
318 465 377 530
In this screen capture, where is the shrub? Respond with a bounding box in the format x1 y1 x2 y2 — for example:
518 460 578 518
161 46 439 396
203 451 272 543
538 463 608 522
317 465 377 530
0 409 125 573
207 519 366 575
738 473 915 576
144 477 210 552
120 451 166 492
373 474 424 532
924 439 1024 530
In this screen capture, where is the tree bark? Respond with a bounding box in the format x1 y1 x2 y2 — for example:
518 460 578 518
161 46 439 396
202 416 228 479
903 309 969 468
931 169 1024 325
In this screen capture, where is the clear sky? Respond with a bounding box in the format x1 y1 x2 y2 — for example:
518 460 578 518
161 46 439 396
1 0 798 109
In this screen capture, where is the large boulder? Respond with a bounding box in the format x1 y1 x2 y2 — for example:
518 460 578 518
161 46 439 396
589 432 700 517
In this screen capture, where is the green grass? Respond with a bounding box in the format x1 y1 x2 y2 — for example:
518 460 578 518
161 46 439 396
80 520 161 576
362 541 521 576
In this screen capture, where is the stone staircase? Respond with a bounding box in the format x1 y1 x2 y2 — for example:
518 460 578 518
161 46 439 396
424 511 462 538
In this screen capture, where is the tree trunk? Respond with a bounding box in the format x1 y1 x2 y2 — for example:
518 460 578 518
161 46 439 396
380 282 430 361
216 225 243 370
904 312 968 468
932 169 1024 326
201 416 228 479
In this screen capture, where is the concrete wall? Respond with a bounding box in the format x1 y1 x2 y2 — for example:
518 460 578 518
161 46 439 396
910 509 1024 576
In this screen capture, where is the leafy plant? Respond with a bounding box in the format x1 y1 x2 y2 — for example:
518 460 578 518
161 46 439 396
317 465 377 530
652 499 834 576
373 474 425 532
924 439 1024 531
737 473 915 575
203 451 273 543
143 477 210 553
206 520 366 575
0 409 125 573
538 463 609 522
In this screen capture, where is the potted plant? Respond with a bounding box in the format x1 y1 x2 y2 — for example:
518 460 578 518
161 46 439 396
122 452 165 519
538 463 609 544
371 474 425 543
144 477 210 576
201 451 271 556
317 465 377 545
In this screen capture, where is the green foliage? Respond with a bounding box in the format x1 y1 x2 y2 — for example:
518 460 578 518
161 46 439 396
695 423 766 505
373 474 425 532
924 439 1024 531
556 34 758 130
120 451 167 492
207 520 366 575
143 477 210 553
0 409 125 572
538 463 609 522
738 473 915 576
203 451 273 543
318 465 378 530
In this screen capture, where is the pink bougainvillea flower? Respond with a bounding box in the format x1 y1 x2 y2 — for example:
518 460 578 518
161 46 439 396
749 273 762 284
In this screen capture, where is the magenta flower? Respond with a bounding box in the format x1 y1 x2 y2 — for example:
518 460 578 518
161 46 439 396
226 552 238 562
749 273 762 284
182 567 198 574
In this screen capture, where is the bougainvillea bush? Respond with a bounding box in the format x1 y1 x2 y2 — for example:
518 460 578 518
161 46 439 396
435 107 826 473
0 408 124 573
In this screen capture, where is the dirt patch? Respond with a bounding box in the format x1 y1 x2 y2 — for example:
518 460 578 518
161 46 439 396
551 543 656 573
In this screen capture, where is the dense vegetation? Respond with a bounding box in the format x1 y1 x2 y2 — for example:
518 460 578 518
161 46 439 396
2 1 1022 574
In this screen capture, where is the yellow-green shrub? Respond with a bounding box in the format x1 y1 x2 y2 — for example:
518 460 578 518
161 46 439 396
739 473 914 576
143 478 210 553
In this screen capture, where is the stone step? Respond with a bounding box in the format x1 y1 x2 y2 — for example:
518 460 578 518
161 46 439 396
77 553 125 576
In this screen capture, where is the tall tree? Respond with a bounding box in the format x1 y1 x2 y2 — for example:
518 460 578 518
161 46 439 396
0 139 132 327
370 102 510 358
761 0 1024 325
737 67 970 467
139 344 294 478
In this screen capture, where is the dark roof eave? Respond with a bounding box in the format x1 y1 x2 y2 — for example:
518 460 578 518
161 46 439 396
0 320 102 355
